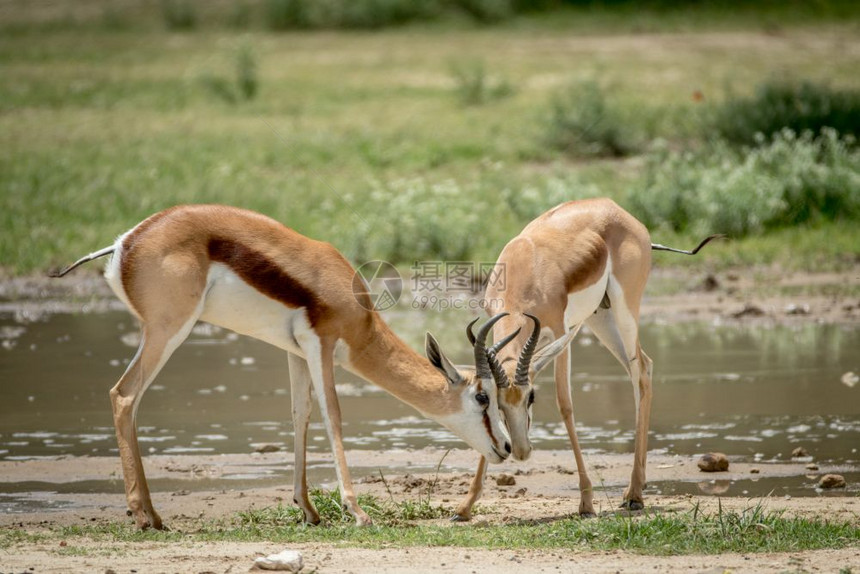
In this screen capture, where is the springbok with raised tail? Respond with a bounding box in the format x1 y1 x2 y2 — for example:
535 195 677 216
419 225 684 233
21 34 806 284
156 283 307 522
52 204 517 530
453 198 721 520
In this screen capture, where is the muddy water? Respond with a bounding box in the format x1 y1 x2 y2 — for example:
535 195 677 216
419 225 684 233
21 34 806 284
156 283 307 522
1 309 858 475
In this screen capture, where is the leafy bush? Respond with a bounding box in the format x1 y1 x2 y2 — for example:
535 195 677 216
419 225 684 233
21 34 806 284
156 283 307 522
544 81 638 157
449 60 514 106
713 81 860 146
628 128 860 237
265 0 442 30
161 0 197 30
328 173 601 264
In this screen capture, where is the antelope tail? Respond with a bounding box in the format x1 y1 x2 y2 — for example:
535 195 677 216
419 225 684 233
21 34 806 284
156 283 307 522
49 246 115 278
651 234 724 255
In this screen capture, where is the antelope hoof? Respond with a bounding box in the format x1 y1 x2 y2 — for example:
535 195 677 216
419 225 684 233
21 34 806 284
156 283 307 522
620 499 645 511
578 510 597 519
354 513 373 527
450 513 471 522
132 509 165 531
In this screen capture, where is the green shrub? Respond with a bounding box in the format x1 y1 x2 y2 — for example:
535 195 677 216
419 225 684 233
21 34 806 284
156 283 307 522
449 60 514 106
236 44 258 101
161 0 197 30
713 81 860 146
454 0 515 23
628 128 860 237
265 0 442 30
198 44 259 104
544 81 638 157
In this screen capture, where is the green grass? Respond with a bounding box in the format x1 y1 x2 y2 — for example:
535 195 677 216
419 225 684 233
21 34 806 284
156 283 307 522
3 495 857 555
2 4 860 275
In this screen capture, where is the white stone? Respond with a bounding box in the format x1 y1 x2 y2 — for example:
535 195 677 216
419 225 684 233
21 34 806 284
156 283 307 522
254 549 304 572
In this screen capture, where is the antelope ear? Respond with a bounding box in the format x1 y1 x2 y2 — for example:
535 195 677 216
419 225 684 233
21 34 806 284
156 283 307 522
529 325 582 376
425 332 464 385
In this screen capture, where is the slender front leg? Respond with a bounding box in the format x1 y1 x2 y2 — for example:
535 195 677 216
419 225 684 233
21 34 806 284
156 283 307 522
622 348 652 510
452 456 488 521
553 326 595 517
300 335 371 526
287 352 320 525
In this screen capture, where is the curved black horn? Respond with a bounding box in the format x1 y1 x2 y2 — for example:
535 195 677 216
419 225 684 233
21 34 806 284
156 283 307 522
473 312 509 381
465 317 479 346
514 313 541 386
487 326 521 389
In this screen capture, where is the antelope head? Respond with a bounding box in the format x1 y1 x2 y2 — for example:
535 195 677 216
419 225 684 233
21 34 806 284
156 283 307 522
483 313 580 461
425 312 518 463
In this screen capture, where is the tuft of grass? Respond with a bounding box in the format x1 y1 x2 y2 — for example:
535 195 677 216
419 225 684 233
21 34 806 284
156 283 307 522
160 0 197 31
713 81 860 146
449 60 515 106
37 499 860 554
544 81 638 157
197 43 259 104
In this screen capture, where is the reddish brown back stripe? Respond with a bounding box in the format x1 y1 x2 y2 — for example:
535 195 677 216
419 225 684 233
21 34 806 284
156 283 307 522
208 238 330 327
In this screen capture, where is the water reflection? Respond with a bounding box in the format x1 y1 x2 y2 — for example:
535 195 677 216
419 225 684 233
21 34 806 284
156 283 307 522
0 310 858 466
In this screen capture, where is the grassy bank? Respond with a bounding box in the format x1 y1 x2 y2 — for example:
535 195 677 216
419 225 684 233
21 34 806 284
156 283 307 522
2 494 858 555
2 4 860 276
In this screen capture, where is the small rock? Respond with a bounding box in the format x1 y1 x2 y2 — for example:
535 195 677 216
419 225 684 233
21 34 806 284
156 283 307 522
750 468 760 474
255 444 280 454
731 303 765 318
700 274 720 292
784 303 810 315
841 371 859 388
697 453 729 472
805 463 819 471
791 447 809 458
514 487 527 497
818 474 846 489
496 474 516 486
253 549 303 572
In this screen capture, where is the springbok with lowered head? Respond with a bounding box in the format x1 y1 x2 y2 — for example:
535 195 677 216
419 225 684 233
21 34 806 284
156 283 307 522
52 204 518 530
453 198 721 520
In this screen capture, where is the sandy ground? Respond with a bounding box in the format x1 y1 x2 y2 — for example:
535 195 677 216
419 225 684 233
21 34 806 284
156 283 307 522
1 267 858 572
0 449 858 573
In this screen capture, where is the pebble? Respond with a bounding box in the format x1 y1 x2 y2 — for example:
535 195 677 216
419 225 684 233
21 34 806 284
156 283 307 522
805 463 819 471
697 452 729 472
255 444 280 454
791 447 809 458
254 549 303 572
819 474 847 489
750 468 760 474
496 474 516 486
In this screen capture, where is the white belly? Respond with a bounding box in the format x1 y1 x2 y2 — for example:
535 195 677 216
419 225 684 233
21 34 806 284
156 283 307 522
199 263 306 355
563 257 611 327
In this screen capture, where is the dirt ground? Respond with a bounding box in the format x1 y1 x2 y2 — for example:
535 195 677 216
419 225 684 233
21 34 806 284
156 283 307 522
0 449 858 573
1 266 858 572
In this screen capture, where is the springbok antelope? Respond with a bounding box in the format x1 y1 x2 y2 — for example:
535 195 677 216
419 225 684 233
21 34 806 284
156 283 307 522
51 204 518 530
453 198 720 520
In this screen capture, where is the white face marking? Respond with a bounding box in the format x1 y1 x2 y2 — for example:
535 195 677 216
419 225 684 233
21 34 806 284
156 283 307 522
436 376 510 464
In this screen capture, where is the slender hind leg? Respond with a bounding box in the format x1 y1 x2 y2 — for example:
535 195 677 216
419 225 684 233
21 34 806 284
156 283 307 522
586 304 652 510
110 315 198 529
551 319 595 517
453 455 488 521
288 352 320 524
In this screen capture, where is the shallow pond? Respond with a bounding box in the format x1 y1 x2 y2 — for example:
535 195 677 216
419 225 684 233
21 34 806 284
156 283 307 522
0 307 858 504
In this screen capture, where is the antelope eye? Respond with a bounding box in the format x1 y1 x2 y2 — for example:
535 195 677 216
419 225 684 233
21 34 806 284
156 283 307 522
475 391 489 407
527 390 535 407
